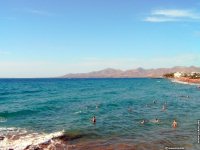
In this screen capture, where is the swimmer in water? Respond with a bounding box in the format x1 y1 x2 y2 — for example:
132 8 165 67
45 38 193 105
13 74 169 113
162 105 166 111
150 118 160 123
140 120 145 124
155 118 160 123
162 104 166 111
91 116 96 123
96 103 100 109
140 119 148 124
172 119 177 128
153 100 156 104
128 107 133 112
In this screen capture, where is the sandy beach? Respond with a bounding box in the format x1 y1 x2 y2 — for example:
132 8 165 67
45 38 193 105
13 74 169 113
171 77 200 85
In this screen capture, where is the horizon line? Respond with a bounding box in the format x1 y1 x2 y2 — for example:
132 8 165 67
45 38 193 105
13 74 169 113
0 65 199 78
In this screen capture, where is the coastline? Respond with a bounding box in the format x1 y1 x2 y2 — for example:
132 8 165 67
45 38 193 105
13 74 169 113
170 77 200 86
0 128 188 150
0 128 66 150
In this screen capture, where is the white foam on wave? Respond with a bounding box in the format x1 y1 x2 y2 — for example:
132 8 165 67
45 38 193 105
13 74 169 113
0 127 64 150
74 110 82 114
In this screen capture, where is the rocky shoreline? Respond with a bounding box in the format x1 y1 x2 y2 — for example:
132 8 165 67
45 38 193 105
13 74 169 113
23 134 77 150
0 130 81 150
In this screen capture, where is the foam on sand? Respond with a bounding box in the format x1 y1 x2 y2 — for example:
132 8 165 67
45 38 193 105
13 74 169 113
0 127 64 150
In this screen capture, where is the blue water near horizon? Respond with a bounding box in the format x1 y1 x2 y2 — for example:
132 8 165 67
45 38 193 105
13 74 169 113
0 78 200 149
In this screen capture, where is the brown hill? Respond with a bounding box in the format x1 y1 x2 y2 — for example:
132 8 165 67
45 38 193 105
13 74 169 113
62 66 200 78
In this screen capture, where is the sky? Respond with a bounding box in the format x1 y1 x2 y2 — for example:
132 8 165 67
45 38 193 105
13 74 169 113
0 0 200 78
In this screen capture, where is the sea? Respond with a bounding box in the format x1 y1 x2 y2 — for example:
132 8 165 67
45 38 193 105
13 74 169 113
0 78 200 150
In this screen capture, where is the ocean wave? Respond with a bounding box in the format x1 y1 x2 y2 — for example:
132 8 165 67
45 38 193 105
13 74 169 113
0 91 14 96
0 127 101 150
0 127 64 150
0 127 27 136
0 104 61 119
0 109 38 118
0 89 41 96
74 110 82 114
21 89 41 95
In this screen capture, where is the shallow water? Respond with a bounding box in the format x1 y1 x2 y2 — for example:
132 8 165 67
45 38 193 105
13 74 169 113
0 78 200 149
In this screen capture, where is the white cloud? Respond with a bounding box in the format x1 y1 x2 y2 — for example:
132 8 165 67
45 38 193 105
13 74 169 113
144 16 177 22
144 9 200 22
25 9 54 16
153 9 199 18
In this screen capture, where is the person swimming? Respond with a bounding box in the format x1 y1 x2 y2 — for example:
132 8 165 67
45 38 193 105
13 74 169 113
172 119 177 128
140 120 145 124
150 118 160 123
162 105 165 110
128 107 133 112
91 116 96 123
96 104 99 109
155 118 160 123
140 119 148 124
162 104 167 111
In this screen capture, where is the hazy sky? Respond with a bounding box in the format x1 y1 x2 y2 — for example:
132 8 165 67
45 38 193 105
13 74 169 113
0 0 200 77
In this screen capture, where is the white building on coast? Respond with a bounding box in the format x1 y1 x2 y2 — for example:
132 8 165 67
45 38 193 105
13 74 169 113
174 72 183 78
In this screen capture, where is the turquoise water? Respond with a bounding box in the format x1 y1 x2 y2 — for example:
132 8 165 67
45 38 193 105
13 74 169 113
0 78 200 149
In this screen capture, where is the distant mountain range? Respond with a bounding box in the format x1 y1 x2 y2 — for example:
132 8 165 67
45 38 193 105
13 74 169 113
61 66 200 78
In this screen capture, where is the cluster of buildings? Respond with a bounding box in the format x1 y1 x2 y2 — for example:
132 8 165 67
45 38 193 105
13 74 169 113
174 72 200 79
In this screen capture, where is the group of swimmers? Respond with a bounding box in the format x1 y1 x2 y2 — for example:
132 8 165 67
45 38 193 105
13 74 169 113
90 100 178 128
141 100 178 128
140 118 177 128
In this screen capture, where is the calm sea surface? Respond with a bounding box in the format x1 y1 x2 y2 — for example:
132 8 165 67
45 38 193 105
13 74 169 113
0 78 200 149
